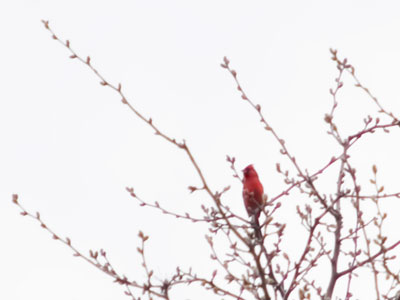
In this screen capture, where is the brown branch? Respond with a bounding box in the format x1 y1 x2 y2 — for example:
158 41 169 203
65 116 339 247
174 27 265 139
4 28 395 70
41 20 251 250
126 187 239 224
12 194 166 299
221 57 305 183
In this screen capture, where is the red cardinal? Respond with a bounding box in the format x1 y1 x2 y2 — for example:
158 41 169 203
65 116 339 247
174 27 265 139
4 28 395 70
242 164 265 239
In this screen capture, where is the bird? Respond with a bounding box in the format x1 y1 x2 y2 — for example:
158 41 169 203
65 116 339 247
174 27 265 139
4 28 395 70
242 164 265 240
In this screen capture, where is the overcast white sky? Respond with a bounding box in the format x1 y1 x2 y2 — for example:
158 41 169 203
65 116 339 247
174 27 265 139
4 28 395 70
2 1 400 299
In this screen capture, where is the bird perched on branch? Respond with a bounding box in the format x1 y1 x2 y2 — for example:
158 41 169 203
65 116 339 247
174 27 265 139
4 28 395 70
242 164 265 240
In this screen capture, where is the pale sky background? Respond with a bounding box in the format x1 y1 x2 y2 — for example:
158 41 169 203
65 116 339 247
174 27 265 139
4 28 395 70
1 1 400 299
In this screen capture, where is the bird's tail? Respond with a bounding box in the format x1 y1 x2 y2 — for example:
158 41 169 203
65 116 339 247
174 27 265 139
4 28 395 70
251 216 262 241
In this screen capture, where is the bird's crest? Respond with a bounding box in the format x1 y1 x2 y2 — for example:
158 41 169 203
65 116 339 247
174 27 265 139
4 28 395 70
242 164 256 177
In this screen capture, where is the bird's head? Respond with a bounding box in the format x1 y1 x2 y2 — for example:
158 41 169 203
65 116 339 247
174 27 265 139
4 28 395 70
242 164 258 179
